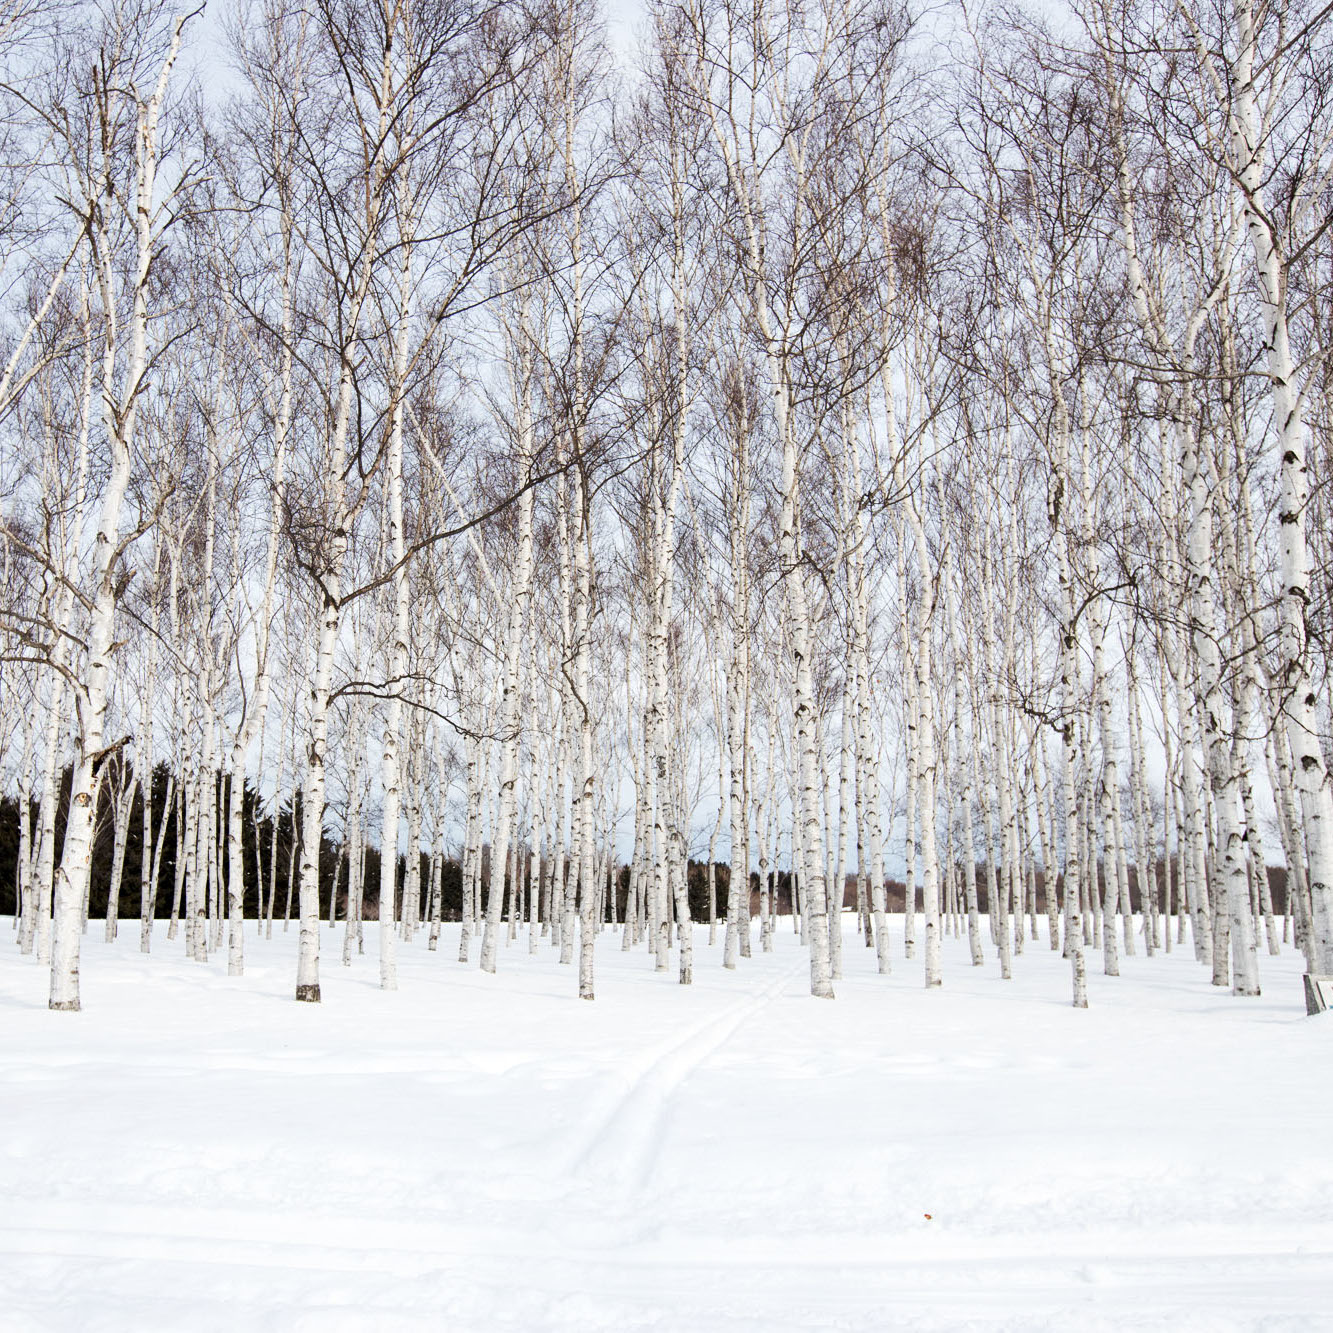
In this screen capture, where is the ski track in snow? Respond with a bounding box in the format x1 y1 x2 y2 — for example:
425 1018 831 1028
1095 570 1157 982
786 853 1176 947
2 916 1332 1332
568 951 806 1186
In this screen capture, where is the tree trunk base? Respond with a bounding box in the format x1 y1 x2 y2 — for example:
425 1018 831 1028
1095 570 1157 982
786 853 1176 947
49 999 80 1012
295 983 321 1003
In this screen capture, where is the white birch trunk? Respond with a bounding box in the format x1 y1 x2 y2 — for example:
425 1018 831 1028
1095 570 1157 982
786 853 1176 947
479 305 537 974
841 390 889 976
945 556 984 967
896 540 918 960
723 390 752 968
30 675 64 965
103 775 135 943
1222 0 1333 976
49 22 187 1009
573 466 597 1001
15 717 33 952
403 728 424 940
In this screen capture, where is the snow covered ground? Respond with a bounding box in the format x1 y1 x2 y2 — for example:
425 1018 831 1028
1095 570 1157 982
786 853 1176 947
2 916 1330 1332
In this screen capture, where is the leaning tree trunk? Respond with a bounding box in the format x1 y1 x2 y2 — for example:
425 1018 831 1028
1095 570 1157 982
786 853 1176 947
50 23 187 1010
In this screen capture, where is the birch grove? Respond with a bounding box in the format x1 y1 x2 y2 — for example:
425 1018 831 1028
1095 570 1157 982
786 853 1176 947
1 0 1332 1015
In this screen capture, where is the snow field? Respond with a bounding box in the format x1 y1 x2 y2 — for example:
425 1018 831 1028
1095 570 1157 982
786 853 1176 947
1 916 1330 1331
